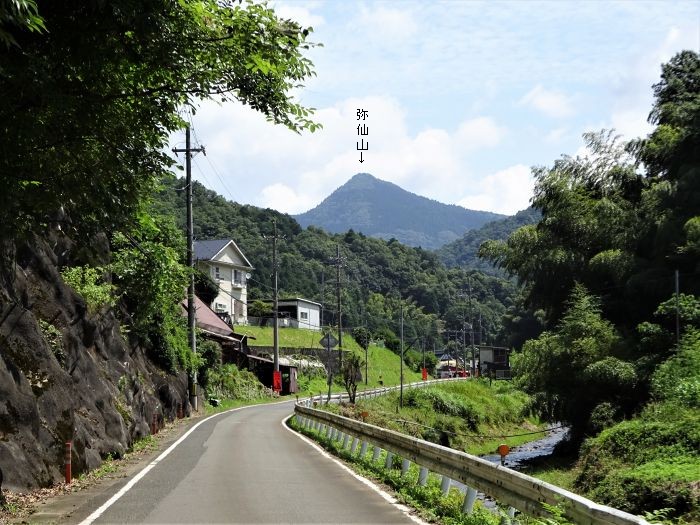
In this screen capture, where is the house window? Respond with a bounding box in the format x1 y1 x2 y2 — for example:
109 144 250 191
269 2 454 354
214 266 221 280
300 311 309 320
214 302 226 312
234 269 241 285
494 348 507 365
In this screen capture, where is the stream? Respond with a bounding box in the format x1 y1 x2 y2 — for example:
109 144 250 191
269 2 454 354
479 424 569 469
449 424 570 504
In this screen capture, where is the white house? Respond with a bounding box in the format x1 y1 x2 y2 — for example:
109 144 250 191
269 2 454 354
194 239 254 325
258 297 322 330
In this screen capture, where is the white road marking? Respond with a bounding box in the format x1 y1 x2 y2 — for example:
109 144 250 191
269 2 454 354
78 399 293 525
282 414 429 525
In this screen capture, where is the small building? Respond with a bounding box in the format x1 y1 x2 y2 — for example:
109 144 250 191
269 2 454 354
180 295 245 351
256 297 322 330
479 346 511 379
194 239 254 325
228 352 298 395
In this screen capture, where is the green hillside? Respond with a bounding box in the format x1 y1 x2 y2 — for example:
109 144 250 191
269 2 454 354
154 176 518 347
437 207 540 274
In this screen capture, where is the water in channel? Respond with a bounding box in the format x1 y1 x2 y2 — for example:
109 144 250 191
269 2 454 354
449 424 570 506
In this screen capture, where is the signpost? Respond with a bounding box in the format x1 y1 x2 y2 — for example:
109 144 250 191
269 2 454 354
320 333 338 402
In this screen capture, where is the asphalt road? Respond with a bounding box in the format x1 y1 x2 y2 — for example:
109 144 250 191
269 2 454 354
79 400 419 524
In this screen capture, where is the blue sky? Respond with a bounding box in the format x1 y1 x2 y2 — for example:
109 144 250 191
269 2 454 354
181 0 700 215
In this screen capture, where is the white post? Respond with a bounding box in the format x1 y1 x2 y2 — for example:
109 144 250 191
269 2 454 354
360 441 368 458
372 446 381 462
462 486 478 514
418 467 429 486
401 458 410 476
342 433 350 449
325 425 332 439
440 475 451 495
385 452 394 469
351 437 359 454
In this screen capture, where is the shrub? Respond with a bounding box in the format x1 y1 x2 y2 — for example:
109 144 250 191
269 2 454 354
38 319 65 366
576 403 700 521
61 265 115 313
652 329 700 407
205 363 275 401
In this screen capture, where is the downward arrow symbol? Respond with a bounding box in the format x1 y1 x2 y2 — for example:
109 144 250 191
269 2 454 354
359 152 364 163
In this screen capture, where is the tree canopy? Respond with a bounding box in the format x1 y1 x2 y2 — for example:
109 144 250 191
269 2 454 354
481 50 700 332
0 0 319 244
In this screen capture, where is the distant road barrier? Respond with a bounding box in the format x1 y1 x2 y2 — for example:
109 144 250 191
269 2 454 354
303 376 466 405
294 380 649 525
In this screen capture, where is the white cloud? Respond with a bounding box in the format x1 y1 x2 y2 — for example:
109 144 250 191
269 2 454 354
357 5 418 45
454 117 507 151
545 127 568 143
457 164 534 215
260 183 316 213
605 24 699 140
520 85 575 118
272 3 324 28
187 96 508 215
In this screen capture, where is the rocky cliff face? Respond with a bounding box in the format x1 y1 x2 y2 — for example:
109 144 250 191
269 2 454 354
0 233 188 491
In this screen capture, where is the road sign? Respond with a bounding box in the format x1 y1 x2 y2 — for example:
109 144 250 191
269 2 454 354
319 333 338 349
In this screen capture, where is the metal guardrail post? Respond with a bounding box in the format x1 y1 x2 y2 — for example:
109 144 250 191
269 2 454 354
462 486 478 514
385 451 394 469
401 458 410 476
441 475 451 495
418 467 429 486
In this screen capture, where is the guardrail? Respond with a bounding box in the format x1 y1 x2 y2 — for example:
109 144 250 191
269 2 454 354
301 376 466 405
293 388 649 525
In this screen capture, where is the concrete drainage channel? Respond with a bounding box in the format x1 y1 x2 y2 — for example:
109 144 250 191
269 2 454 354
292 379 649 525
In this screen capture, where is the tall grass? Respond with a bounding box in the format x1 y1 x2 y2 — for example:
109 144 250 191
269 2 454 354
322 380 545 457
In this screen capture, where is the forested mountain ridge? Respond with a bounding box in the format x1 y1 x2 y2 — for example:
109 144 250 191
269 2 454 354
437 207 541 273
154 176 518 347
294 173 505 249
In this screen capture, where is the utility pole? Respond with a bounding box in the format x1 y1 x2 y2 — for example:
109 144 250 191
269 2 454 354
273 219 279 376
172 126 205 412
328 245 345 368
400 304 404 409
320 270 325 328
468 277 476 377
336 244 342 366
675 269 680 349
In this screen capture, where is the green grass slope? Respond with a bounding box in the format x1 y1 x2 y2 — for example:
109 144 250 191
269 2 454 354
323 380 545 456
235 326 423 395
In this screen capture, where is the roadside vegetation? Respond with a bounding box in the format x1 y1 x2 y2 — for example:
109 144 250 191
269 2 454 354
290 415 581 525
320 381 546 457
480 51 700 523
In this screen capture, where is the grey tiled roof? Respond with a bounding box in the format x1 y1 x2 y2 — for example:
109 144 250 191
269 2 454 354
193 239 230 261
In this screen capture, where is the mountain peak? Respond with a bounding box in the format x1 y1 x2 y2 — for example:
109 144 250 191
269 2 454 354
295 174 505 249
